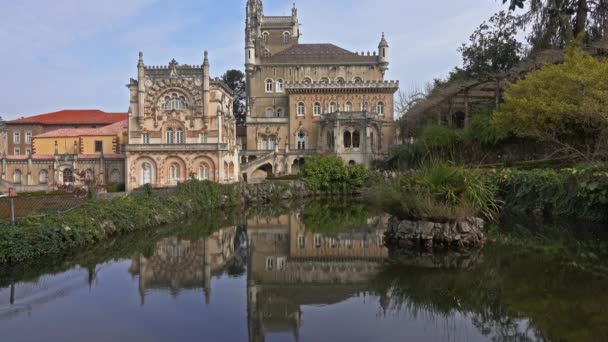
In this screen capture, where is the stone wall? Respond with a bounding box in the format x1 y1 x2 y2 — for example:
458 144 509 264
385 216 486 251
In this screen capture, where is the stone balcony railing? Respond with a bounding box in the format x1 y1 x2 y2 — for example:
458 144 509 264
125 143 229 152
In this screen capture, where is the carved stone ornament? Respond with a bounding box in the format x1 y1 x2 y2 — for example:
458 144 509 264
169 59 179 78
145 79 153 88
195 79 203 87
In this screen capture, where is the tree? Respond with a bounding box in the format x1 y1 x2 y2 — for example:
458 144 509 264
503 0 608 49
492 44 608 159
459 11 523 109
221 70 246 125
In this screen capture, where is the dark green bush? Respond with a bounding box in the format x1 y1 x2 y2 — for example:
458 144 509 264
301 155 371 192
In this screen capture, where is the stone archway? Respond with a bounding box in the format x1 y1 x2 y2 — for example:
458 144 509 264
132 157 158 188
250 163 273 182
163 156 187 186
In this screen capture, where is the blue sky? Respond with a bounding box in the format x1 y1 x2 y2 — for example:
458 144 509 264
0 0 506 119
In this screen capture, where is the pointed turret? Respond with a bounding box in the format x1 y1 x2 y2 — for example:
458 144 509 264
378 33 389 74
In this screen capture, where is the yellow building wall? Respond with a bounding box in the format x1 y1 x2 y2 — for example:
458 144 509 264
33 137 79 155
34 135 117 155
81 136 116 154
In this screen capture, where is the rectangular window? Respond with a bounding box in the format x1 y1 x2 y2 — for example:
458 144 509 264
14 148 20 155
277 257 286 271
13 132 20 144
25 132 32 144
200 133 208 144
26 148 31 156
265 257 275 270
142 134 150 144
298 235 305 249
314 234 322 248
95 141 103 153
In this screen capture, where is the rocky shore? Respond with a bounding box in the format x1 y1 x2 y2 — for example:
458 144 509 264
385 216 486 252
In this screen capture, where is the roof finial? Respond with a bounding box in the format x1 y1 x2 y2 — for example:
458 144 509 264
203 50 209 66
292 3 297 17
138 51 144 67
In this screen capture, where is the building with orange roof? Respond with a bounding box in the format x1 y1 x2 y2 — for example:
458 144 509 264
6 110 127 157
0 118 127 192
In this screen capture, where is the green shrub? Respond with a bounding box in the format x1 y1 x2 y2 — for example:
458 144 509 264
419 124 463 149
0 180 238 264
301 155 371 192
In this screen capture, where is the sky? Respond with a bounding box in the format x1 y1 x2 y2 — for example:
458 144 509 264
0 0 506 119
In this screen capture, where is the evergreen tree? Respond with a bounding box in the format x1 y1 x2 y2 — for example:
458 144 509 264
221 70 247 125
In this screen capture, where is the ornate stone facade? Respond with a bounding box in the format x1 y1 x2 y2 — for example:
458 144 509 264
243 0 398 179
126 52 239 190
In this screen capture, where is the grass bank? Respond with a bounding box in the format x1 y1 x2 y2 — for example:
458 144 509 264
0 180 238 264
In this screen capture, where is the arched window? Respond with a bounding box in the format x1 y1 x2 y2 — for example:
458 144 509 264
361 102 369 112
344 131 352 148
265 108 275 118
110 169 121 184
166 128 174 144
199 164 210 180
63 169 74 184
13 170 22 184
377 102 385 115
320 77 329 84
176 128 184 144
353 131 361 148
276 79 284 92
85 169 95 182
169 163 181 184
297 102 305 116
265 79 274 92
313 102 321 116
268 136 277 150
329 102 337 113
39 170 48 184
283 32 291 44
345 102 352 112
163 93 188 111
141 163 152 185
276 108 284 117
303 77 312 84
262 32 269 43
353 77 363 83
335 77 345 84
296 130 306 150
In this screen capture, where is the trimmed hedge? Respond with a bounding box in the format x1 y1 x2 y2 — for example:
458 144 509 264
0 180 238 264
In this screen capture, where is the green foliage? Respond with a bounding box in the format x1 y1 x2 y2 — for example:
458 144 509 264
493 45 608 158
300 155 371 192
459 11 523 79
221 69 246 124
0 180 238 264
495 163 608 221
365 163 500 221
418 124 462 150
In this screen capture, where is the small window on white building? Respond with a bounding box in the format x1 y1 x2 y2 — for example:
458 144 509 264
297 103 305 116
142 133 150 144
314 234 322 248
377 102 385 115
200 133 208 144
276 79 284 92
166 128 174 144
298 235 305 249
313 102 321 116
176 128 184 144
265 79 274 92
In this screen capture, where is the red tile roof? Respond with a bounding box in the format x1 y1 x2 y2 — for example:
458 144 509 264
33 120 127 138
8 110 127 125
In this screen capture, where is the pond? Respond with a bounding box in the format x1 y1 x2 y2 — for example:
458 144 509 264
0 199 607 342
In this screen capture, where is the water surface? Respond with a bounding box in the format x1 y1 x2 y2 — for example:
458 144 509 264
0 200 607 342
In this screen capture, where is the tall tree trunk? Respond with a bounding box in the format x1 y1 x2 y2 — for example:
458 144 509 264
574 0 589 37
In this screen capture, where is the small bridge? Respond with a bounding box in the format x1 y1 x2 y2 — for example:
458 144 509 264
240 150 315 181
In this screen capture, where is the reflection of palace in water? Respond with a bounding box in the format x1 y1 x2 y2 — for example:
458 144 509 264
246 212 389 342
128 226 240 304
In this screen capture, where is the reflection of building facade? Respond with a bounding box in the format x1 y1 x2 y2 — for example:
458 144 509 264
242 0 399 180
246 212 388 342
129 226 238 304
125 52 239 191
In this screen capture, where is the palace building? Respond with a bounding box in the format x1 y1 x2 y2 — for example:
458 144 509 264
242 0 399 180
125 52 240 191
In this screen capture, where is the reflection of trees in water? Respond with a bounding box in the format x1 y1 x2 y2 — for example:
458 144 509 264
371 254 549 341
225 225 249 277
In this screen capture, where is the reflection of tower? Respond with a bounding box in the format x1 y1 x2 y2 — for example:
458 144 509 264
204 237 211 305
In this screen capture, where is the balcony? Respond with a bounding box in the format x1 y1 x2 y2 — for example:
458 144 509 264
125 143 228 152
246 117 289 125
